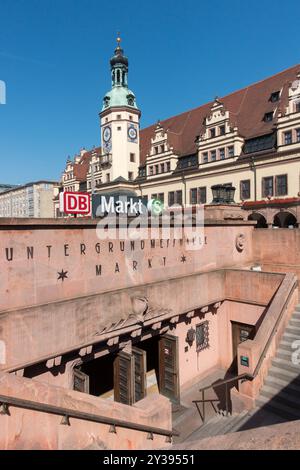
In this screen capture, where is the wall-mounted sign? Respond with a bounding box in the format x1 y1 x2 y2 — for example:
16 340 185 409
60 191 91 215
92 194 148 218
240 355 249 367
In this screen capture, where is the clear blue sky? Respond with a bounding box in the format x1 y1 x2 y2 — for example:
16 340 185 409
1 0 300 184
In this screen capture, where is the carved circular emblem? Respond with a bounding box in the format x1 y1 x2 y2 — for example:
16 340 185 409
235 233 246 252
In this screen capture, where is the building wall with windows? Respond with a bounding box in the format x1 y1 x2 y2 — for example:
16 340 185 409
0 181 58 218
57 49 300 226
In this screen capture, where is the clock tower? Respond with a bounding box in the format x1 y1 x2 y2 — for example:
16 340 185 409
100 35 141 182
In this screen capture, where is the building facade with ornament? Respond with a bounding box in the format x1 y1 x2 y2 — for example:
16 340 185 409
56 39 300 227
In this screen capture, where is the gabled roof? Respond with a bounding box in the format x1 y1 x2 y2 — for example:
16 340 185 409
139 63 300 164
69 147 101 182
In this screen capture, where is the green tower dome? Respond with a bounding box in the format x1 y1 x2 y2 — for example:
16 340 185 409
102 36 138 111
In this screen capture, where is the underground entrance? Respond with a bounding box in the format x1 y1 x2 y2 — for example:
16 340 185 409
73 333 180 405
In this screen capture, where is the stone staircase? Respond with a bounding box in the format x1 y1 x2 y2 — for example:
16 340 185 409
175 305 300 444
256 305 300 420
184 410 251 442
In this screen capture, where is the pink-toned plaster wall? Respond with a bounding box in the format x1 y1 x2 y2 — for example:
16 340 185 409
218 301 266 370
169 310 220 386
253 228 300 280
0 223 254 312
0 371 171 450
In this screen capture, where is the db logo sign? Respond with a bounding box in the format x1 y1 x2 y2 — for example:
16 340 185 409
60 192 91 215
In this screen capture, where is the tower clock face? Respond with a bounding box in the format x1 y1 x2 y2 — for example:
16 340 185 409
128 126 137 141
103 126 111 143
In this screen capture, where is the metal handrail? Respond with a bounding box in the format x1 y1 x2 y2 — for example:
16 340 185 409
193 274 298 423
0 393 178 440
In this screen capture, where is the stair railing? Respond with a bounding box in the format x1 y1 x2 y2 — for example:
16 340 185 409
192 373 251 423
193 273 298 424
0 393 179 443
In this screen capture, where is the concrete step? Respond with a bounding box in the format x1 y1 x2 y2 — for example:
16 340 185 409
272 357 300 373
285 325 300 336
185 410 251 442
282 331 300 342
264 374 300 393
276 348 292 361
268 364 300 383
215 410 251 436
278 339 295 352
260 384 300 405
256 395 300 421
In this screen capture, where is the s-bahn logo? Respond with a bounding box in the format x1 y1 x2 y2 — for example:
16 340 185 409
60 191 91 215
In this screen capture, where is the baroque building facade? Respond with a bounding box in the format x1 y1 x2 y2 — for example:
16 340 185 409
57 38 300 227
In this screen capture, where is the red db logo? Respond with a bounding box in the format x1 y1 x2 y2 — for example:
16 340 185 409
60 192 91 215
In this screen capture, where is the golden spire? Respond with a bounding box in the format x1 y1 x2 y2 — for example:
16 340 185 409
116 32 121 48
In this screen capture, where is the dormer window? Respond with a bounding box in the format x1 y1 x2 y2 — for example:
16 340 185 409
103 96 110 108
127 94 135 106
210 128 216 138
219 125 225 136
263 112 273 122
270 91 280 102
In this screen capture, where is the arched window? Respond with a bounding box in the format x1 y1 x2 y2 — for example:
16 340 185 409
248 212 268 228
116 70 120 84
273 212 297 228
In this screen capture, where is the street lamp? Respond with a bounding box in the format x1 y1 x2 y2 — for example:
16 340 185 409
225 186 236 204
211 184 226 203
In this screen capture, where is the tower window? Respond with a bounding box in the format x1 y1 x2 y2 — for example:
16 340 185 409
210 128 216 138
128 172 134 181
155 146 159 155
296 128 300 142
210 150 216 161
149 166 154 176
219 125 225 135
160 163 165 173
166 161 171 172
117 114 122 119
296 102 300 113
129 115 133 121
160 144 165 153
263 112 273 122
117 126 121 131
106 174 110 183
270 91 280 102
155 164 159 174
130 153 135 162
219 148 225 160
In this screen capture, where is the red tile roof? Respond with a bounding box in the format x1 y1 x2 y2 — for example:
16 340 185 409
71 147 101 182
66 64 300 181
139 63 300 165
